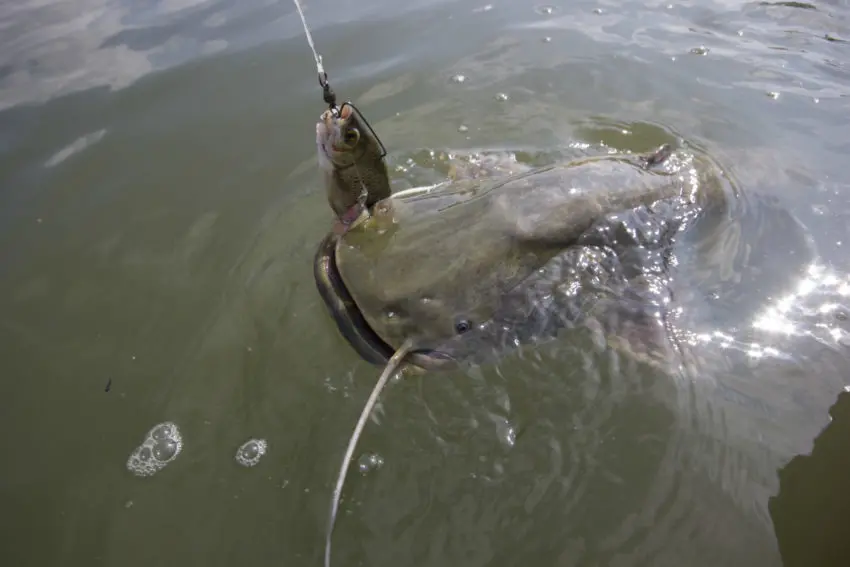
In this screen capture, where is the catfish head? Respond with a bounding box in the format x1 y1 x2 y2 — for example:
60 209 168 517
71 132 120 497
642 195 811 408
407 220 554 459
343 243 683 373
343 268 511 371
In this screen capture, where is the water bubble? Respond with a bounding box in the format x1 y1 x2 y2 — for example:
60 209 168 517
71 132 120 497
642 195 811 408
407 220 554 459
458 124 469 133
126 421 183 477
495 92 509 102
690 45 709 55
151 423 175 442
450 74 467 84
535 6 555 15
542 36 552 43
358 453 385 474
766 91 780 99
235 438 268 467
153 439 178 461
593 8 603 14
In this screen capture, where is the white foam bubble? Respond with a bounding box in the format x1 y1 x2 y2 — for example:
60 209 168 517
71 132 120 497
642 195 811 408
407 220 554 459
235 438 267 467
126 421 183 477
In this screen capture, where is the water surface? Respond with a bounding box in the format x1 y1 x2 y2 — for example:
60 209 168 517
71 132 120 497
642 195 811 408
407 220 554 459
1 1 849 566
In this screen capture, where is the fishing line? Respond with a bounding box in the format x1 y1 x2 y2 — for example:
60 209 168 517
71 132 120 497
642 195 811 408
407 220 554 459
292 0 339 112
292 0 324 79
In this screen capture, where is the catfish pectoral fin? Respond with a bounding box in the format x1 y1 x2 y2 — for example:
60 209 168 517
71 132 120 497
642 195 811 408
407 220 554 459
586 295 682 375
605 321 679 375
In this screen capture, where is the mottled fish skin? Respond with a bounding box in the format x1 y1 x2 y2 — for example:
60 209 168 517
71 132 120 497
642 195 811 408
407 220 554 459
334 151 729 369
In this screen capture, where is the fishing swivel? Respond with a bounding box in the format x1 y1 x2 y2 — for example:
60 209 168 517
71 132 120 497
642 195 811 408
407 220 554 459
318 69 339 116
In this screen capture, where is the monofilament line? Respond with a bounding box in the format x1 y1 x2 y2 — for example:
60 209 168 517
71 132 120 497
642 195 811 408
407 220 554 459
292 0 326 77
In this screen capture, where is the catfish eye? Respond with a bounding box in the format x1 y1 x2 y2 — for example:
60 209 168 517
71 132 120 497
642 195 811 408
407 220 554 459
455 319 472 334
343 128 360 146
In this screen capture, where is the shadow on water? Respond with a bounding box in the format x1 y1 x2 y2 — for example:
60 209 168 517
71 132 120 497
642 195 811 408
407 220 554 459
770 389 850 567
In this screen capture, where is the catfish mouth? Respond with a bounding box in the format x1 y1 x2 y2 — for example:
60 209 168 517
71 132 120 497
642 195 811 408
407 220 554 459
408 348 457 369
313 231 457 371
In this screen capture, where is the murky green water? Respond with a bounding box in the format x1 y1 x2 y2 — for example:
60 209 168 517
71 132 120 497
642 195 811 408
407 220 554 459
2 1 849 566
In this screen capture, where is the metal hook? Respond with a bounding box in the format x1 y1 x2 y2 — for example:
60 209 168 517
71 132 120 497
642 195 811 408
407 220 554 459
338 101 387 159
